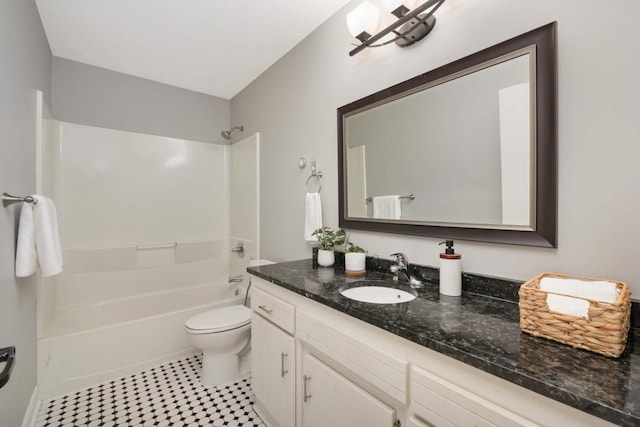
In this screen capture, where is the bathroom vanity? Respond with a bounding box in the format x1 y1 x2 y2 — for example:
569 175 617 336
248 259 639 427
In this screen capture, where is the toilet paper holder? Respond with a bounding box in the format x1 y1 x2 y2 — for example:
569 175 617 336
0 346 16 389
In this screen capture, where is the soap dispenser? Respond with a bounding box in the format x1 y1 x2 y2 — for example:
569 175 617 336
439 240 461 296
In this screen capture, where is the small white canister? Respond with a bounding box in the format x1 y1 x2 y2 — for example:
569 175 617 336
439 240 462 296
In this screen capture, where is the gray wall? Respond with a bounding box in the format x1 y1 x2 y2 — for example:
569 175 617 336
231 0 640 294
0 0 52 425
52 57 230 144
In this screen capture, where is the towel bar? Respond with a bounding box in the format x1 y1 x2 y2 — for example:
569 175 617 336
365 194 415 202
2 193 38 208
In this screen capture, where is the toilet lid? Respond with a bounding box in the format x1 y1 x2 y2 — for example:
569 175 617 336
185 305 251 333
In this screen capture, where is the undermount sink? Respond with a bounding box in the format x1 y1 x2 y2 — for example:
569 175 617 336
340 280 417 304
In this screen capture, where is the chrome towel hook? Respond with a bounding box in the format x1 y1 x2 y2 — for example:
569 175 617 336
2 193 38 208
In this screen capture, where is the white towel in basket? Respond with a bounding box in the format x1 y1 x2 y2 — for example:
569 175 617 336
540 277 619 318
546 294 590 318
540 277 618 303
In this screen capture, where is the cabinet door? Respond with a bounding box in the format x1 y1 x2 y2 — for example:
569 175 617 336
301 353 395 427
252 313 295 427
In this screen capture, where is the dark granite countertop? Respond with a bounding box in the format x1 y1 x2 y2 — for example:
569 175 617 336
248 258 640 426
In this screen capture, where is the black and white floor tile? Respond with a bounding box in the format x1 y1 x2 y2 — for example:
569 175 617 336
36 353 265 427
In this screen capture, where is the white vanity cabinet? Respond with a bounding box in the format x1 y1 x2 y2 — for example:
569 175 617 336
251 287 296 427
300 352 396 427
249 276 616 427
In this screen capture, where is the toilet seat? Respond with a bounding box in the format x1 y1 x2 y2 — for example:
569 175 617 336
185 305 251 334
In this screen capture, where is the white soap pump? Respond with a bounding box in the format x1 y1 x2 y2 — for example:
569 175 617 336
439 240 462 296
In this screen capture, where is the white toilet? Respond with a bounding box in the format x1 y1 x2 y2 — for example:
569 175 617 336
185 304 252 386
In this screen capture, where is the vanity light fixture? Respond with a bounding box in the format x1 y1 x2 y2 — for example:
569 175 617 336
346 0 446 56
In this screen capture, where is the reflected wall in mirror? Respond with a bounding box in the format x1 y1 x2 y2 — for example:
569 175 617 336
338 22 557 247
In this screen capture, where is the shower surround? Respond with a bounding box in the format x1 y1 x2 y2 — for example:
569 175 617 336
36 122 259 399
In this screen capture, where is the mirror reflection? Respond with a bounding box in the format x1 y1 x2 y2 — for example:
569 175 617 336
344 50 534 229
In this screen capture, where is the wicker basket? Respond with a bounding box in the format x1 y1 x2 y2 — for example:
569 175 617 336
519 272 631 358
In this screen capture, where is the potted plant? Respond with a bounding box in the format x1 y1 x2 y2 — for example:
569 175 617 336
312 227 346 267
344 240 367 276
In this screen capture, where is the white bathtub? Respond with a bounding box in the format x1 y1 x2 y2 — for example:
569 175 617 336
37 283 245 399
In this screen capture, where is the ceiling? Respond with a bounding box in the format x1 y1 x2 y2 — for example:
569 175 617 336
35 0 353 100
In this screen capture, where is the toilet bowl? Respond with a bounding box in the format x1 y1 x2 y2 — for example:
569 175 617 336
185 304 252 386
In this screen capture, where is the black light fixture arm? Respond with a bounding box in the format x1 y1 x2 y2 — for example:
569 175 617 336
349 0 446 56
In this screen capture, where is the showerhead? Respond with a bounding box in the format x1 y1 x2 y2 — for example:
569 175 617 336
221 125 244 140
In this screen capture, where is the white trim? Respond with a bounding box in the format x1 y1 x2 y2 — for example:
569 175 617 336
22 386 40 427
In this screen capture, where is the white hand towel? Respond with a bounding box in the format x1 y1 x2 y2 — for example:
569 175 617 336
15 202 38 277
540 277 618 303
546 293 590 318
373 195 401 219
16 195 63 278
304 192 322 242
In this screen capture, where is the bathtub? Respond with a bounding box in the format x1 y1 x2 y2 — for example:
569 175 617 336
37 283 245 399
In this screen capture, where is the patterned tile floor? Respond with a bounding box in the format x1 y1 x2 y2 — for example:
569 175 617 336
36 353 265 427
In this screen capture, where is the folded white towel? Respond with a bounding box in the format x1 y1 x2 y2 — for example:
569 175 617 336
373 195 401 220
304 192 322 242
546 293 590 318
539 277 618 303
16 195 63 278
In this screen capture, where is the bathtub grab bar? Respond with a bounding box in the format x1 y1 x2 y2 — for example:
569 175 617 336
136 242 177 251
0 346 16 389
3 193 38 208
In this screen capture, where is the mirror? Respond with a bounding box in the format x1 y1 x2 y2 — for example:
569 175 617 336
338 22 556 247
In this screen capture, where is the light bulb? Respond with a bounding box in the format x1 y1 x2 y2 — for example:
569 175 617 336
346 1 380 42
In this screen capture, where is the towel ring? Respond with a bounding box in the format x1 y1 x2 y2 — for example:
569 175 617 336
306 174 322 193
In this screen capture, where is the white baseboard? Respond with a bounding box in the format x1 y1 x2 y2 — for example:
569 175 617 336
22 386 40 427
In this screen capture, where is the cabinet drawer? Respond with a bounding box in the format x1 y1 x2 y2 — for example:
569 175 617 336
251 287 295 334
411 366 536 427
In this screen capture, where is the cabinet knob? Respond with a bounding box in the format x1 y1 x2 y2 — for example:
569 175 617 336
303 374 312 402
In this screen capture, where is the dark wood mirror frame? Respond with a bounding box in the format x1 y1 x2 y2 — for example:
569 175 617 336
338 22 557 248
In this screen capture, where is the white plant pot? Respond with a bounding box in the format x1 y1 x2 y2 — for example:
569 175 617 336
317 249 335 267
345 252 366 272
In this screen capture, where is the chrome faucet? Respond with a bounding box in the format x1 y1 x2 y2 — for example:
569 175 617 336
390 253 423 288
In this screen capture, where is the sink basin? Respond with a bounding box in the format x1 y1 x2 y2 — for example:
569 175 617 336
340 281 417 304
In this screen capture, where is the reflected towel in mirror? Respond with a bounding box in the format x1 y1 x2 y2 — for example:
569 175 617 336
373 196 401 220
